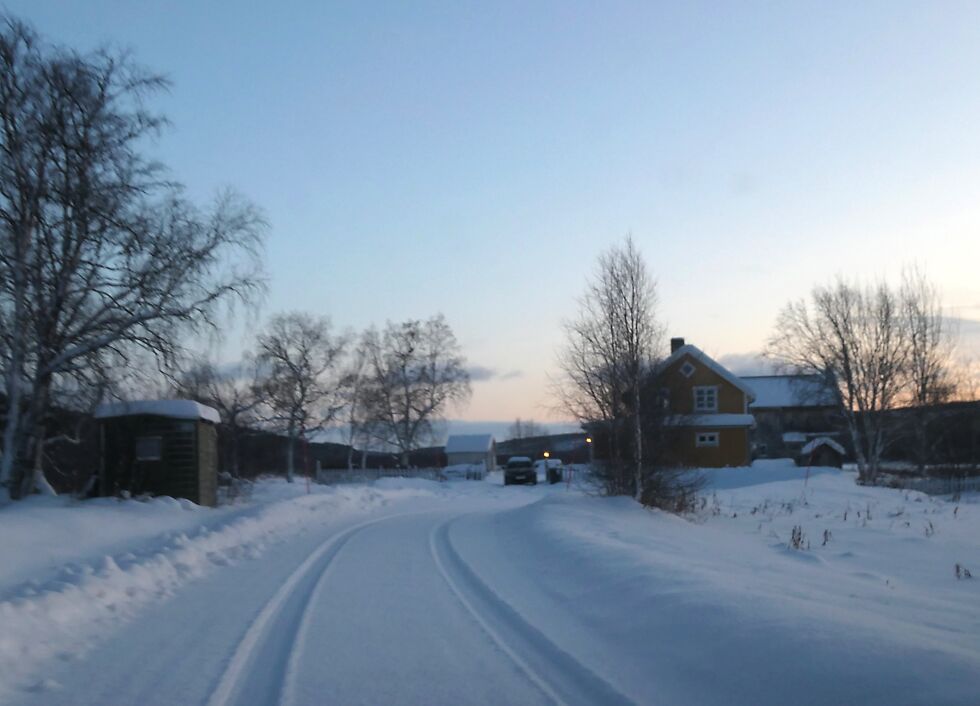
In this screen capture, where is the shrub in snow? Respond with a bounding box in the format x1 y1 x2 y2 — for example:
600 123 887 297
955 563 973 580
789 525 807 550
638 466 705 514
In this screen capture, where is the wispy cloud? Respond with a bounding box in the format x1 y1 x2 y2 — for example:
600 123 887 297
716 352 778 376
467 365 524 382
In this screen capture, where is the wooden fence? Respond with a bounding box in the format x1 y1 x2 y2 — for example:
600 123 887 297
898 476 980 496
315 467 446 485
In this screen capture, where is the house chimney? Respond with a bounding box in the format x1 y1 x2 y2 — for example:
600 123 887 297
670 337 685 353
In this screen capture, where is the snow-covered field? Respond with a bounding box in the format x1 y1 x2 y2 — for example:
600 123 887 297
0 464 977 705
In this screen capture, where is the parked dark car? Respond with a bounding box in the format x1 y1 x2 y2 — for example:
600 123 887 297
504 456 537 485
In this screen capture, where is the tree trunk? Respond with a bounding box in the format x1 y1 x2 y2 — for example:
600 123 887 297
0 388 23 491
633 380 643 502
286 433 295 483
844 413 870 483
230 426 241 478
1 213 31 494
8 374 52 499
0 350 25 490
23 421 48 499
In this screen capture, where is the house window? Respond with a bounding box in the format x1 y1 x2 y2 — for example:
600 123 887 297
693 386 719 412
135 436 163 461
696 432 719 448
660 387 670 410
680 361 696 378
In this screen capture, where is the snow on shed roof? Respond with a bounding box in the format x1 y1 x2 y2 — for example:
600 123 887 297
445 434 495 454
801 437 846 456
743 375 838 409
95 399 221 424
660 345 756 399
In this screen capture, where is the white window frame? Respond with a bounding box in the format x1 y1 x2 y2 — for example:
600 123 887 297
696 432 720 448
680 361 696 378
693 385 719 413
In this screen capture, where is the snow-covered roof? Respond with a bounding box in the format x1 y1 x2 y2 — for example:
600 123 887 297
782 431 807 443
660 345 756 399
743 375 837 409
95 399 221 424
445 434 495 454
801 437 846 456
664 414 755 428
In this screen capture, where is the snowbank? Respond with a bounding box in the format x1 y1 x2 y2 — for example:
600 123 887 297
450 466 980 705
0 478 440 699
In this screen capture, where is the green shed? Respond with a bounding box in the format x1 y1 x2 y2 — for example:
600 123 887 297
95 400 220 506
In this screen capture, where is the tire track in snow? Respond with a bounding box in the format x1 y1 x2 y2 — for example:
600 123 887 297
429 518 635 706
205 513 415 706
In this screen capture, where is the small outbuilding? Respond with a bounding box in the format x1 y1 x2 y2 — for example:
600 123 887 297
444 434 497 473
798 437 845 468
95 399 221 506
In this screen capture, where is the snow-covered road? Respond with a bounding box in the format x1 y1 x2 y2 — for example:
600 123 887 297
5 486 629 706
3 469 979 705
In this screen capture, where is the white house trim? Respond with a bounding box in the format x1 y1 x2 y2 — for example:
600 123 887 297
695 432 720 448
659 344 756 400
664 413 755 428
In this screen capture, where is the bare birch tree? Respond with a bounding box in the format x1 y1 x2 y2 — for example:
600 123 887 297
506 418 549 440
255 313 347 482
899 267 957 471
0 18 265 499
557 236 663 500
361 315 470 466
175 359 262 477
339 339 374 470
768 279 909 484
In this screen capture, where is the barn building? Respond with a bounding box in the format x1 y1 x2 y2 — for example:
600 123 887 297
744 374 843 459
444 434 497 473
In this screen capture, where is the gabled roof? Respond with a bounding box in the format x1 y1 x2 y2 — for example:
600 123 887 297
95 399 221 424
660 344 756 399
445 434 495 454
801 436 846 456
743 375 838 409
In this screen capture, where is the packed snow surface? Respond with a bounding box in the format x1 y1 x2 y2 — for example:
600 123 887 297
0 464 977 705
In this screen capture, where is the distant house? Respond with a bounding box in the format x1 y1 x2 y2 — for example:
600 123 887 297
444 434 497 472
657 338 756 467
744 374 843 459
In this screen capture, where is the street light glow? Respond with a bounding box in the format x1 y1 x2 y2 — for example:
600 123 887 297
585 437 592 444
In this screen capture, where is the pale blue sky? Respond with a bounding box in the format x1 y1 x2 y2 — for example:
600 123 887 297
8 1 980 422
